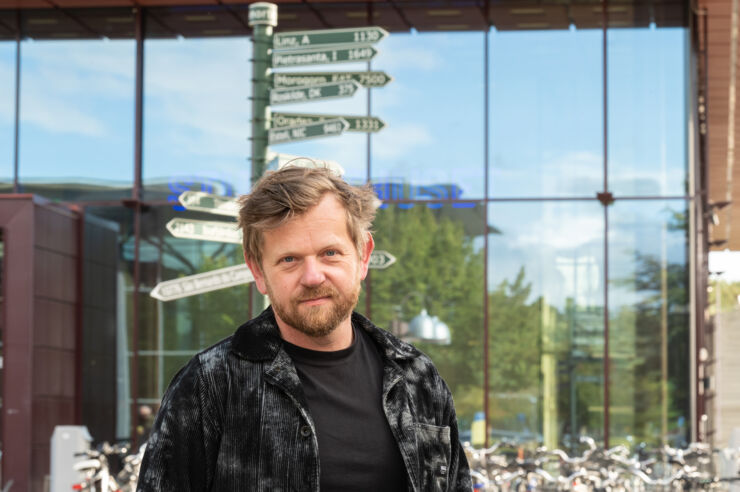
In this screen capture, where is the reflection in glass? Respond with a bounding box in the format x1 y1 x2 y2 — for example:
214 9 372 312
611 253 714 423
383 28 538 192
143 37 251 202
18 40 135 200
489 29 603 198
369 203 485 429
372 32 485 199
135 206 247 402
0 42 14 186
608 29 688 196
608 200 690 447
488 201 604 448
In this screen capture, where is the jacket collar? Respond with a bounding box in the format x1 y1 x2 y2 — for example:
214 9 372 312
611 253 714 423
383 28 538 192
230 307 420 362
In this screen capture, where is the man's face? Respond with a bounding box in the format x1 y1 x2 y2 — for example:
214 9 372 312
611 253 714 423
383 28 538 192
246 193 373 338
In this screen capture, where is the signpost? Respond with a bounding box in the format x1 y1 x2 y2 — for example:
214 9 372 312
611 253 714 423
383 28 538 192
272 112 386 133
273 26 388 50
150 265 254 302
271 46 377 68
368 250 397 270
178 191 239 217
268 118 348 145
166 218 241 244
269 80 360 105
272 71 392 89
151 3 395 303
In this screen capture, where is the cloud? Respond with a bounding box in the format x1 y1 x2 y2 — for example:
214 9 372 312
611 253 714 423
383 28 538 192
371 123 432 160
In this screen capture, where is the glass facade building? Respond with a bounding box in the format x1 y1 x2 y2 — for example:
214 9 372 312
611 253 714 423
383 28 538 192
0 1 696 463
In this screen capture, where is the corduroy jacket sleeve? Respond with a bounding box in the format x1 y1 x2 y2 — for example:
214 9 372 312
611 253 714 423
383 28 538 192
435 372 472 492
136 356 221 492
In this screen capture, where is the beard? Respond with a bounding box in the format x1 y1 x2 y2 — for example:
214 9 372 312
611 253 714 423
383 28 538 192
266 281 361 338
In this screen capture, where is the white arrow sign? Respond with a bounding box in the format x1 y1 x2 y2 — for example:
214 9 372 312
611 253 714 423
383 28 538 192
178 191 239 217
150 264 254 301
166 218 241 244
369 250 396 269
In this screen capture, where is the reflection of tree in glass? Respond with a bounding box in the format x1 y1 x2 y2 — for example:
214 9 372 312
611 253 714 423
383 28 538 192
610 249 690 446
180 249 249 352
368 205 484 426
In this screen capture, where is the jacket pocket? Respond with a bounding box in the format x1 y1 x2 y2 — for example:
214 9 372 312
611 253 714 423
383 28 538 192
414 423 451 492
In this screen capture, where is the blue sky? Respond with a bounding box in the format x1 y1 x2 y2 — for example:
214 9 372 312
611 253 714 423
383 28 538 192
0 27 694 306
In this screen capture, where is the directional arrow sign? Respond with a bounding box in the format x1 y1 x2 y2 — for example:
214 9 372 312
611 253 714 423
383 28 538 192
369 250 396 270
272 71 393 89
273 26 388 50
151 264 254 301
270 80 360 105
178 191 239 217
166 218 241 244
271 46 377 68
272 112 386 133
268 118 348 145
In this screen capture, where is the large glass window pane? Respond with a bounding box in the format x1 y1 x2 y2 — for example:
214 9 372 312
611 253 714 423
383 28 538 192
371 32 485 199
489 29 603 198
368 203 485 432
0 42 14 187
143 37 251 202
18 40 135 201
488 201 604 448
608 200 690 446
608 28 688 197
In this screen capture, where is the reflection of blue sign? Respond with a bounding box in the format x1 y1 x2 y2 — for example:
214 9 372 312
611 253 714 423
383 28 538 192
372 182 476 209
168 177 236 211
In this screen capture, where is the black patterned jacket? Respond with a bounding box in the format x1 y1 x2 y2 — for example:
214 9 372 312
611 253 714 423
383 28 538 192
136 308 472 492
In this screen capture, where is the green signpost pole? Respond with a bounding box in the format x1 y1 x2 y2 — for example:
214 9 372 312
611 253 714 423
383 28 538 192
248 2 277 315
249 2 277 186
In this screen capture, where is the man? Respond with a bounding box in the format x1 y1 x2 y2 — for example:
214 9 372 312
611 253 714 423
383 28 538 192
137 166 471 491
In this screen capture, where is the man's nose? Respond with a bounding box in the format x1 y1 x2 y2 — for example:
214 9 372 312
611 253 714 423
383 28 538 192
300 257 326 286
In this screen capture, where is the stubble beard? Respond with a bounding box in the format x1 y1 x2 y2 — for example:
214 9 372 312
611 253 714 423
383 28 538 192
267 282 361 338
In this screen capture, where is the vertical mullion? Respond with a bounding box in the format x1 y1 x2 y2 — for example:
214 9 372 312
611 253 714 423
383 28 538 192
13 11 20 194
602 0 611 448
130 6 145 447
483 24 491 449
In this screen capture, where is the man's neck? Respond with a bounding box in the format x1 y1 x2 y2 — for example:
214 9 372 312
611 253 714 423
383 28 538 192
275 315 354 351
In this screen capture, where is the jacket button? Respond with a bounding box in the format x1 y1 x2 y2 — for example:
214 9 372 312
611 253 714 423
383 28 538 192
300 425 311 437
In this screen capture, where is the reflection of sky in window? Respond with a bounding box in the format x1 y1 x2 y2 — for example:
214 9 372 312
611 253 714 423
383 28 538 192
17 40 135 184
0 26 686 202
490 29 603 198
0 42 14 182
487 200 687 311
488 201 605 310
608 29 687 196
143 38 251 196
371 32 485 199
608 200 688 309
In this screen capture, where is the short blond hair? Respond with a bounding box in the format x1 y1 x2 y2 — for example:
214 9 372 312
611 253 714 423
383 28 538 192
238 166 379 266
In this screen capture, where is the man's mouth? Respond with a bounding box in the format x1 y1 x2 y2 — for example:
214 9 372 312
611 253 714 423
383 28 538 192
298 295 332 306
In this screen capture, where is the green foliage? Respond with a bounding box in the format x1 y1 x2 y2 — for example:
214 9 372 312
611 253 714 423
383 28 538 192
369 205 484 423
708 279 740 314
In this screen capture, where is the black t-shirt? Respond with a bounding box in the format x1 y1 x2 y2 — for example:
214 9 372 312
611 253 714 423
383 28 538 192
283 324 408 492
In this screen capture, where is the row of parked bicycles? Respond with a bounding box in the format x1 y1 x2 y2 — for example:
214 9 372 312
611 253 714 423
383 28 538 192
463 437 740 491
71 442 145 491
72 437 740 491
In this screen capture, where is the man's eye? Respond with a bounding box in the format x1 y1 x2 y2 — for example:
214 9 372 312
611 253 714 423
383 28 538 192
282 256 295 263
325 250 337 257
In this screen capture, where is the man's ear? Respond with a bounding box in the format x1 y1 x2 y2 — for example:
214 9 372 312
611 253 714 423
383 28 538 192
359 233 375 280
244 253 268 295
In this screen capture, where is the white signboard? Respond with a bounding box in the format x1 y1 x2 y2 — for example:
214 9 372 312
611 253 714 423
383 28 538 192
150 264 254 301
